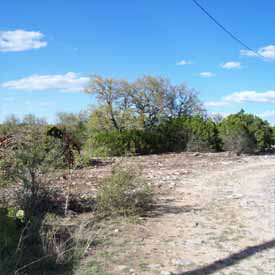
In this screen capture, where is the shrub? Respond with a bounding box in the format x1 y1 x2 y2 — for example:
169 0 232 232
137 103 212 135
85 129 162 156
218 110 273 153
0 212 94 274
0 126 65 218
0 122 90 273
96 166 153 217
85 115 222 157
183 115 222 152
39 214 94 269
156 118 189 152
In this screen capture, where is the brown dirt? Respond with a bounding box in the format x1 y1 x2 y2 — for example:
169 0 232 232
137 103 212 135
76 153 275 275
2 152 275 274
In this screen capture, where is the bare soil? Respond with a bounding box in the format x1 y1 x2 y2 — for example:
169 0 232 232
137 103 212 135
77 153 275 275
3 152 275 274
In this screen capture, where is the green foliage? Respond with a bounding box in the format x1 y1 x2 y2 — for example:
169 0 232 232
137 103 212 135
272 127 275 146
219 110 273 153
0 210 93 275
85 129 163 157
96 166 153 217
0 115 21 135
177 115 222 152
56 112 88 146
86 115 222 157
0 125 67 221
155 118 189 152
85 75 204 131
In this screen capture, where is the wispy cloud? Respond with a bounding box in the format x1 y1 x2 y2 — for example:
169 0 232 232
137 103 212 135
240 45 275 61
2 72 89 92
204 101 229 107
258 110 275 118
176 60 191 65
240 50 257 57
221 61 241 69
209 111 231 118
0 30 47 52
224 90 275 103
200 72 216 78
205 90 275 108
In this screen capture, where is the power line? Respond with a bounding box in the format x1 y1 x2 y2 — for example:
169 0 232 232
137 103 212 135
192 0 274 124
191 0 260 57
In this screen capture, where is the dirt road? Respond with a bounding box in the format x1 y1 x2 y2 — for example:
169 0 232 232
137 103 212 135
91 154 275 275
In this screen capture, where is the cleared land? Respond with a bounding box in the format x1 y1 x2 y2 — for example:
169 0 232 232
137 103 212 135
72 153 275 275
3 153 275 274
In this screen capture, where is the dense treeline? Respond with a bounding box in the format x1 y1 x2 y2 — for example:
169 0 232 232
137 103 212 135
0 75 274 159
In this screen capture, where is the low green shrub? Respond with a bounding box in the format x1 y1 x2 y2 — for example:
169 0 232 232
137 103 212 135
218 110 273 153
96 166 153 217
85 129 162 156
84 115 222 157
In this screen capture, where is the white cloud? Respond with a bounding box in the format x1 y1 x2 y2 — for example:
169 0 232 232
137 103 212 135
259 110 275 118
204 101 229 107
240 45 275 61
200 72 216 78
205 90 275 108
221 61 241 69
258 45 275 60
0 30 47 52
224 90 275 103
2 72 89 92
176 60 191 65
209 111 231 118
240 49 257 57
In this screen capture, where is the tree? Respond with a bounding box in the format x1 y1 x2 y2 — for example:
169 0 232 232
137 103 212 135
211 113 224 124
184 115 222 152
0 122 64 218
22 114 47 126
0 115 20 135
85 75 133 131
56 112 88 145
218 110 273 153
85 75 204 131
131 76 168 129
165 83 204 119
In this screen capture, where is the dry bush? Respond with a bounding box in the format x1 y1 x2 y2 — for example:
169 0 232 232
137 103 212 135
96 165 153 217
39 214 94 267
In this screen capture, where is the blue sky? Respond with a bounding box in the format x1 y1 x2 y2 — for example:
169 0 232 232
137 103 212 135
0 0 274 124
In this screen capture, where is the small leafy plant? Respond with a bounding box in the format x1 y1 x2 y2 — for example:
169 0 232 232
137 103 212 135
96 165 153 217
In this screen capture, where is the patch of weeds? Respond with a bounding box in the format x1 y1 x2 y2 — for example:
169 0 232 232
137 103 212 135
79 260 113 275
97 250 115 260
139 262 149 272
96 165 153 217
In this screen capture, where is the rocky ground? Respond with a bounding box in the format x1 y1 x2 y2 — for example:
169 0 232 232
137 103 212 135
78 153 275 275
2 152 275 274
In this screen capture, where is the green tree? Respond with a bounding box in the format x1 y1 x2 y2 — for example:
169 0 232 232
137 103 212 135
85 75 204 131
218 110 273 153
56 111 88 145
0 124 64 217
184 115 222 152
85 75 133 131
